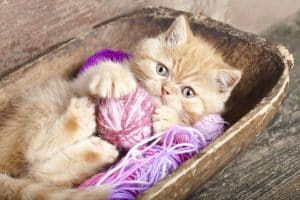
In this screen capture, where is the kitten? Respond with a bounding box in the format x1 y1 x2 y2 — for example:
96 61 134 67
81 16 242 133
131 16 242 132
0 15 241 200
0 79 119 199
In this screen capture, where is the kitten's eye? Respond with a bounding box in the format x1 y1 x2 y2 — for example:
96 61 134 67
182 87 196 98
156 63 169 77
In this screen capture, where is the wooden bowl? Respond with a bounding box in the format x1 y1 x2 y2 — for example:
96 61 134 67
0 7 293 200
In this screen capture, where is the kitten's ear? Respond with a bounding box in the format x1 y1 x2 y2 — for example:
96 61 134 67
214 68 242 93
163 15 190 46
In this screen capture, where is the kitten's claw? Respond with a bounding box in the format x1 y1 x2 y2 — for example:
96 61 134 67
88 62 137 99
152 105 181 133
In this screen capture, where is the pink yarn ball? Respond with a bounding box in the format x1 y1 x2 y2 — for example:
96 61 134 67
96 87 155 150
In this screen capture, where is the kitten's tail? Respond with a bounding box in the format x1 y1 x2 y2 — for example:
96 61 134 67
0 173 110 200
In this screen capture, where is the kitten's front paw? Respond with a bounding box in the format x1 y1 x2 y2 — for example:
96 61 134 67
88 63 137 98
152 105 181 133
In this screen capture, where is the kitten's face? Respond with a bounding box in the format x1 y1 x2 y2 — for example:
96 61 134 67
131 16 241 123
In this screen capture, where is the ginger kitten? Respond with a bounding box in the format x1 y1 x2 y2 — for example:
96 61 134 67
131 16 242 132
82 16 242 133
0 15 241 200
0 79 119 199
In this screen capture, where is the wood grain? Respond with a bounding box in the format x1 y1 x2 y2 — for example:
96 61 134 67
0 0 202 79
191 11 300 200
0 0 102 77
1 0 299 81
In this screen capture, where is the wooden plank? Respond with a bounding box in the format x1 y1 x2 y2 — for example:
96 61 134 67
2 0 299 80
0 0 200 79
0 0 103 77
267 174 300 199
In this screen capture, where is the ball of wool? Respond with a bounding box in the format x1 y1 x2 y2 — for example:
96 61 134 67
96 87 155 149
79 49 154 150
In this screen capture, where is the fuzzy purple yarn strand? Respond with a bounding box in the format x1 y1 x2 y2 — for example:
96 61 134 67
97 129 200 200
79 114 225 199
80 119 224 200
79 49 131 74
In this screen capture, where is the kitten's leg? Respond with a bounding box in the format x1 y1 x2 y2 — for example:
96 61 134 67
71 61 137 98
27 96 96 162
0 173 111 200
30 136 118 186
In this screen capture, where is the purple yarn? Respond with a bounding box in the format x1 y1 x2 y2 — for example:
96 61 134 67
80 127 202 199
193 114 227 142
79 49 131 74
79 114 226 200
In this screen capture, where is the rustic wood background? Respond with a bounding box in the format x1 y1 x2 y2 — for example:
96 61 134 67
0 0 299 199
191 12 300 200
1 0 300 79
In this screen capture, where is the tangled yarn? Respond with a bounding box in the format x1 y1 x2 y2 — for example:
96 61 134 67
79 49 131 74
79 114 225 200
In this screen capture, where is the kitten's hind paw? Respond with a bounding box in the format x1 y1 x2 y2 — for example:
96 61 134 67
89 137 119 164
65 97 96 138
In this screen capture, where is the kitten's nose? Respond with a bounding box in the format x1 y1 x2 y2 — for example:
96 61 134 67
161 87 171 95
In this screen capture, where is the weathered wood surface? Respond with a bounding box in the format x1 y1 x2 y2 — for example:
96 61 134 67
0 0 202 78
2 0 300 80
0 0 100 77
191 12 300 200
